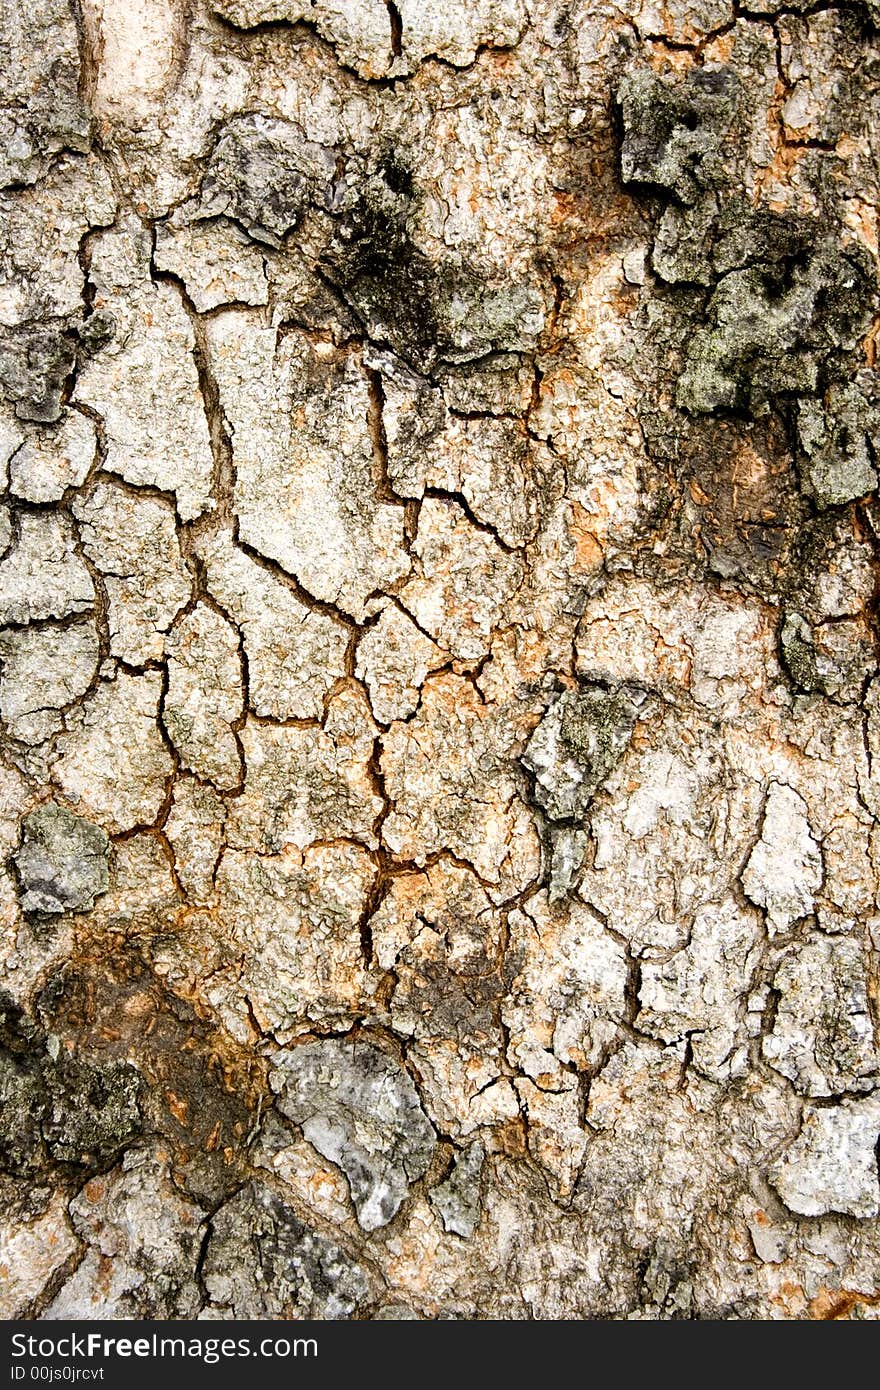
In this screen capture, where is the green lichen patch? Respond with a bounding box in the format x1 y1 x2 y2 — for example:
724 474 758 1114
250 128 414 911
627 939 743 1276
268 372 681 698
617 67 741 207
779 610 875 701
796 379 879 508
780 611 825 694
559 687 636 781
676 242 878 417
41 1057 142 1166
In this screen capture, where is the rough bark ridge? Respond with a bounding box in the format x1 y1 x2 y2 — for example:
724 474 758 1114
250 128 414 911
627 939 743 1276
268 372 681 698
1 0 880 1321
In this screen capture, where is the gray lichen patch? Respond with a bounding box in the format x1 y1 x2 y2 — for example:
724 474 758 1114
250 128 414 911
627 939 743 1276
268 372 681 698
13 803 110 917
0 993 47 1175
770 1095 880 1219
430 1140 484 1238
546 825 590 904
0 324 77 424
203 1181 371 1319
778 511 877 699
45 1147 205 1319
740 782 822 935
272 1040 437 1231
198 114 336 248
523 685 638 823
779 612 825 695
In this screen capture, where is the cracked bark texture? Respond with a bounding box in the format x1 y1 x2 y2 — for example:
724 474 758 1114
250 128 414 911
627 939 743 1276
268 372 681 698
1 0 880 1324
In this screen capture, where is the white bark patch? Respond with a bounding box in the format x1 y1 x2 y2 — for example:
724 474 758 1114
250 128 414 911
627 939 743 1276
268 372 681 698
771 1096 880 1219
741 782 823 935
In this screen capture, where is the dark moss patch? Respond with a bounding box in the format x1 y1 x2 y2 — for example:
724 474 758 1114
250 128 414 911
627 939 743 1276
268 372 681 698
0 990 142 1178
0 306 116 425
378 151 415 199
36 945 267 1204
323 182 442 369
777 514 878 698
0 323 77 423
321 164 545 372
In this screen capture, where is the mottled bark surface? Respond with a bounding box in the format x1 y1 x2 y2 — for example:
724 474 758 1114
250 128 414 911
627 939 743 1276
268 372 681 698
1 0 880 1321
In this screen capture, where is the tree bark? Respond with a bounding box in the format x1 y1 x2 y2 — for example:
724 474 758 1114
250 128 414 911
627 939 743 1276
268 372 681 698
1 0 879 1320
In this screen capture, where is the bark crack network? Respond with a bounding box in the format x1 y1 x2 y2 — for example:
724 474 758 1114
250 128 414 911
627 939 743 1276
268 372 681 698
1 0 879 1323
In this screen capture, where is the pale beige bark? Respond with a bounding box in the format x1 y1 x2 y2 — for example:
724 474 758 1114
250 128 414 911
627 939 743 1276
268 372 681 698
1 0 879 1321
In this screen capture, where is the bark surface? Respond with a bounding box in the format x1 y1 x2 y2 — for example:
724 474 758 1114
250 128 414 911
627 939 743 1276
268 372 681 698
1 0 880 1321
